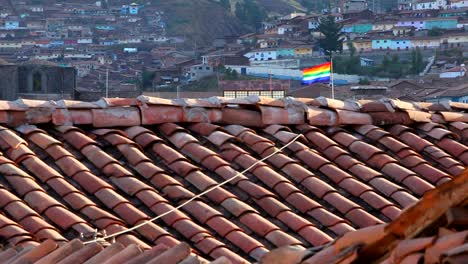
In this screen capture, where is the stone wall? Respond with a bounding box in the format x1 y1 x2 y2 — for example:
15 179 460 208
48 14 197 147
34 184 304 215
0 64 76 100
0 65 19 100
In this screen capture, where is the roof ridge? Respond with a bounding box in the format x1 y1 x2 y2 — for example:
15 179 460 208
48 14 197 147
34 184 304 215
0 96 464 127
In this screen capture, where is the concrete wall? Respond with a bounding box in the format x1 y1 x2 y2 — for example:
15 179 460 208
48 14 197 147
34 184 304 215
143 91 221 99
226 65 371 84
219 79 290 91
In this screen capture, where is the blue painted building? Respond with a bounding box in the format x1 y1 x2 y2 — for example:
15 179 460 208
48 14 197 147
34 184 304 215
50 40 64 46
392 39 411 50
352 23 373 33
372 39 392 50
129 3 139 15
5 18 19 29
371 38 411 50
342 23 373 33
121 5 128 15
276 47 295 58
425 18 458 29
96 25 115 31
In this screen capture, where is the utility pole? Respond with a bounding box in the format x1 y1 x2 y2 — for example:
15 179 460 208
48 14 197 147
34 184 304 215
330 53 335 99
106 68 109 98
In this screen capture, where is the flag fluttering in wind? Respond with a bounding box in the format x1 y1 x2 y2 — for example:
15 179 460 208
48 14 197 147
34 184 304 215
302 62 331 85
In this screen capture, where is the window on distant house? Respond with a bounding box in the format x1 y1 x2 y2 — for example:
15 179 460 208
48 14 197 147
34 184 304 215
237 91 248 97
272 91 284 98
224 91 236 98
33 72 42 92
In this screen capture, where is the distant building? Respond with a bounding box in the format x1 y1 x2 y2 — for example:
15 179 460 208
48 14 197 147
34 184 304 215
351 85 388 98
342 9 374 19
30 6 44 13
344 0 368 12
121 5 128 15
399 0 416 10
345 38 372 52
372 38 411 50
440 65 467 78
220 79 289 99
129 3 139 15
0 62 76 100
123 48 138 53
424 17 458 29
450 0 468 8
414 0 448 10
244 49 278 61
411 36 440 49
185 64 214 82
5 17 19 30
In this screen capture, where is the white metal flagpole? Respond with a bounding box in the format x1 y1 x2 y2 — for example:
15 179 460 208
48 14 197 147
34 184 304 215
330 54 335 99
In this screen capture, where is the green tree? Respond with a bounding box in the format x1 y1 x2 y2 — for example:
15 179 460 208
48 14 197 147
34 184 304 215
428 27 443 37
359 78 370 85
411 47 424 74
317 16 344 57
347 41 356 57
142 70 155 89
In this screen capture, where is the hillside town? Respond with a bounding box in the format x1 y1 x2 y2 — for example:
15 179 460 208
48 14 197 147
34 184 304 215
0 2 468 264
0 0 467 102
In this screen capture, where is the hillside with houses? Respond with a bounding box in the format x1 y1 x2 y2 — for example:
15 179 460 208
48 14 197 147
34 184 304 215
0 0 466 103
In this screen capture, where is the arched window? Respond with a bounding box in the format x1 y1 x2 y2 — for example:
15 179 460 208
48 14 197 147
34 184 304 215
33 71 42 92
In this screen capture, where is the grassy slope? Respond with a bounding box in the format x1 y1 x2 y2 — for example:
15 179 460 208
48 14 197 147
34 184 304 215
156 0 307 44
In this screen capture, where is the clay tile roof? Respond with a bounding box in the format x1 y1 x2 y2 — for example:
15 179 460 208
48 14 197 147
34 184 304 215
0 96 467 263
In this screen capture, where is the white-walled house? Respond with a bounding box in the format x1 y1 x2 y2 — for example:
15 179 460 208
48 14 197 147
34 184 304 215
185 64 214 82
450 0 468 8
414 0 448 10
244 49 278 61
440 65 467 78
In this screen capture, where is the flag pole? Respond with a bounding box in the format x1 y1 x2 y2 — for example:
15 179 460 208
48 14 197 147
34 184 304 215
330 53 335 99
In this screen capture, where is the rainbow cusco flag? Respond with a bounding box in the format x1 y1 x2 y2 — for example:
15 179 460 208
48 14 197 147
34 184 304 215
302 62 331 85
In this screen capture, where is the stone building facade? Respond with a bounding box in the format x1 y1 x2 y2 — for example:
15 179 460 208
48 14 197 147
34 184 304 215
0 63 76 100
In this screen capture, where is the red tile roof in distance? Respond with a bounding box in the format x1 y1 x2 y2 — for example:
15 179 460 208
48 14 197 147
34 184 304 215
0 95 466 264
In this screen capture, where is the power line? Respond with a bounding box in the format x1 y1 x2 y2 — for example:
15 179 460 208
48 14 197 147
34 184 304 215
83 133 304 245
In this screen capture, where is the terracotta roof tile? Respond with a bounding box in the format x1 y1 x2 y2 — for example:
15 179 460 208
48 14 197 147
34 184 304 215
0 96 467 263
9 239 58 263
